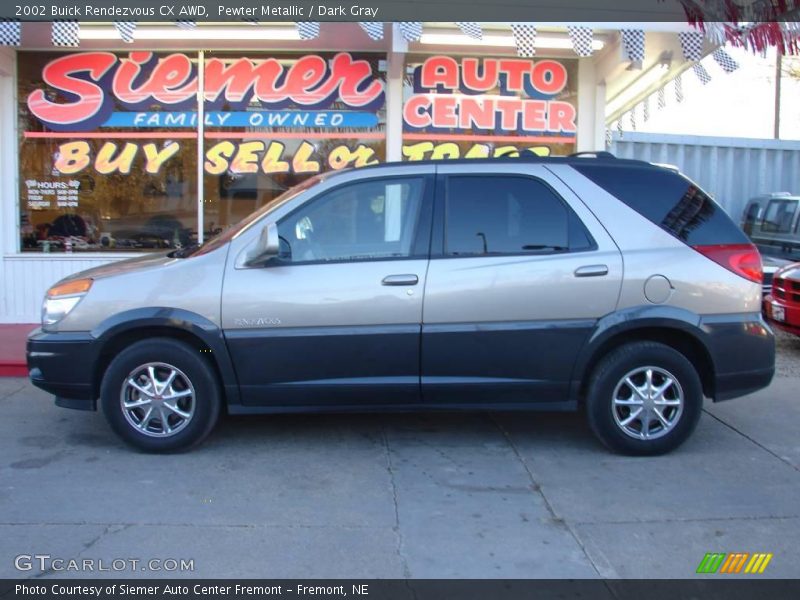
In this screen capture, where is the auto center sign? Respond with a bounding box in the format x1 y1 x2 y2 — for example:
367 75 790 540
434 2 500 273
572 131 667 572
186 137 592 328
403 56 577 136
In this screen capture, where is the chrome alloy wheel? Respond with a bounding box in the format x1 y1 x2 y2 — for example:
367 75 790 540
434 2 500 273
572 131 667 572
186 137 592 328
611 366 684 441
120 362 195 437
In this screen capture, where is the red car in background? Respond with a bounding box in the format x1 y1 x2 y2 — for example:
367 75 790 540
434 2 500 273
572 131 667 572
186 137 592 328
765 263 800 335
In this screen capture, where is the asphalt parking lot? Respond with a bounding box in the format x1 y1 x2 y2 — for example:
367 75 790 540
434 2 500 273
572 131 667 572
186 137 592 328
1 333 799 580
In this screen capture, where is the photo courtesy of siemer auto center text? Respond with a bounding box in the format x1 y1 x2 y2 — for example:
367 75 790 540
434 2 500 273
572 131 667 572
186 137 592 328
0 0 799 598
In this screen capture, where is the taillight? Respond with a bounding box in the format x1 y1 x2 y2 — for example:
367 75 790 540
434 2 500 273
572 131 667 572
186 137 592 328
692 243 762 284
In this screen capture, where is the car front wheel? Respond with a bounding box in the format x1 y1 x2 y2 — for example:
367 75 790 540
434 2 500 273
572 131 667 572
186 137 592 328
100 337 221 452
586 341 703 455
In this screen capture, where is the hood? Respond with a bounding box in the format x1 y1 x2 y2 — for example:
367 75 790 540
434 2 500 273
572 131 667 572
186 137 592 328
61 251 178 283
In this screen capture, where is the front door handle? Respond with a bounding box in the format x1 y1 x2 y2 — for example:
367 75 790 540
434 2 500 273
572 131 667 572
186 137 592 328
574 264 609 278
382 274 419 286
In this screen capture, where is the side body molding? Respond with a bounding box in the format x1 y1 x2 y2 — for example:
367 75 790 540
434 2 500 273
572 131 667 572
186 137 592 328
91 307 241 405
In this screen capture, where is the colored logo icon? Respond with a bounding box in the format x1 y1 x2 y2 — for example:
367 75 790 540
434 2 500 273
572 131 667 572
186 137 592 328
696 552 773 574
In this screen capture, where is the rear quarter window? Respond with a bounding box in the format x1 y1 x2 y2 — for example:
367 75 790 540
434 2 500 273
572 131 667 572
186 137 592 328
573 165 748 246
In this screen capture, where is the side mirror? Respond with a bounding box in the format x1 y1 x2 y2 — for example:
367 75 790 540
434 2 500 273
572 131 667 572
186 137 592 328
246 221 280 266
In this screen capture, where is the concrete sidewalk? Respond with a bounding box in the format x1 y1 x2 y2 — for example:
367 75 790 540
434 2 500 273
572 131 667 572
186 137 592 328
0 375 798 579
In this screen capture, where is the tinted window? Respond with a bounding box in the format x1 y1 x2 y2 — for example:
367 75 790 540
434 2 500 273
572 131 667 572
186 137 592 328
761 199 798 233
574 165 749 245
278 178 423 263
445 176 593 256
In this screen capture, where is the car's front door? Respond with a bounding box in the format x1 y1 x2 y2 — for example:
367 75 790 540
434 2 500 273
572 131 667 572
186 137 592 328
222 169 434 407
421 164 623 406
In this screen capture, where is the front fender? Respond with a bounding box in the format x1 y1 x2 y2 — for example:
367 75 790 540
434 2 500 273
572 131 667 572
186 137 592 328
91 307 241 405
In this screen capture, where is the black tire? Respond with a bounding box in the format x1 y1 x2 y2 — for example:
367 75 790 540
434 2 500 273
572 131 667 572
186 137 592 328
586 341 703 456
100 337 221 452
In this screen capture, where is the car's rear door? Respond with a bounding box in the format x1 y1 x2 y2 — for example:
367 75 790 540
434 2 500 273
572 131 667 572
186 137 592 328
421 163 623 405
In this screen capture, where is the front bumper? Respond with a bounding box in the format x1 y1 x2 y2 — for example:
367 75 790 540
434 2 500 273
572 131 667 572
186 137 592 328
27 328 98 410
763 293 800 336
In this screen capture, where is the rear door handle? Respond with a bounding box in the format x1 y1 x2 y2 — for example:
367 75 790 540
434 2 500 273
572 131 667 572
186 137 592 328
574 264 609 278
382 274 419 286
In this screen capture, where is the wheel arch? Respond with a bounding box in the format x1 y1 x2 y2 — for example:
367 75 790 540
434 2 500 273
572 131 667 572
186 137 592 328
572 307 717 403
90 308 240 406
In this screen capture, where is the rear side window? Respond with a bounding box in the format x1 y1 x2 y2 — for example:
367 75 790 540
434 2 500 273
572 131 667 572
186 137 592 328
761 199 798 233
445 176 595 256
573 165 749 245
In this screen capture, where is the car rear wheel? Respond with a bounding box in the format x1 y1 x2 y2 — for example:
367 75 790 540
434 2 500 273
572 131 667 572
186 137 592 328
100 338 221 452
586 341 703 455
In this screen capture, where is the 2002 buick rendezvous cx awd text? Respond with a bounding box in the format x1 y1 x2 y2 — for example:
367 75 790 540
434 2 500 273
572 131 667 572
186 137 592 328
27 155 775 455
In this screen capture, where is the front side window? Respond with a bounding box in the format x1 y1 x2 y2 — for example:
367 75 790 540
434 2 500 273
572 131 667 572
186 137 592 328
445 176 591 256
278 178 424 264
762 200 799 234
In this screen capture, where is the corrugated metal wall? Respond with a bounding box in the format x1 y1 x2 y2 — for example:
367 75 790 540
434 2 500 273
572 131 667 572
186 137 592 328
611 132 800 221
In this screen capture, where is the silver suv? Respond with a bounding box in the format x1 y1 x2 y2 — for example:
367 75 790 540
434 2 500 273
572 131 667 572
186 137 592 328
27 155 775 455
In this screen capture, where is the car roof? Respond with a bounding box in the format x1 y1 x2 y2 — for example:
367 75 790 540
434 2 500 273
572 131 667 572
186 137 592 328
327 152 664 177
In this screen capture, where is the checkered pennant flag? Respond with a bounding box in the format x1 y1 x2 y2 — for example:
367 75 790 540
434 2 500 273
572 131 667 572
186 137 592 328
511 24 537 57
642 96 650 122
678 31 704 61
605 127 613 148
359 22 383 41
398 22 422 42
616 119 623 137
712 48 739 73
674 73 684 103
295 22 320 40
629 107 637 131
176 21 196 30
52 20 79 47
567 26 593 57
0 20 21 46
242 18 259 25
456 22 482 40
657 86 666 109
114 21 137 44
621 29 645 63
692 62 712 85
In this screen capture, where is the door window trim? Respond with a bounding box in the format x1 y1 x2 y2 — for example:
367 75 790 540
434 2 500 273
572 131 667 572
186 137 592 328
264 174 435 268
431 173 598 260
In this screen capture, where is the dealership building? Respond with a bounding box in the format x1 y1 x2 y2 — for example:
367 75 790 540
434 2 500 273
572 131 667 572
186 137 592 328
0 21 711 323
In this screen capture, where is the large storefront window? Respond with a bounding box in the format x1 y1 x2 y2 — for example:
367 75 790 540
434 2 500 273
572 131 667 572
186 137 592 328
17 51 387 252
18 51 199 252
201 52 386 233
402 56 579 160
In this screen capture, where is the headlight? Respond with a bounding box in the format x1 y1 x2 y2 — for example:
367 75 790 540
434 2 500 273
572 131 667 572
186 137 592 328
42 278 92 327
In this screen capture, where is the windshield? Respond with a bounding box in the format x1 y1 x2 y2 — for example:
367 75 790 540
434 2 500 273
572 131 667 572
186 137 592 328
175 174 329 258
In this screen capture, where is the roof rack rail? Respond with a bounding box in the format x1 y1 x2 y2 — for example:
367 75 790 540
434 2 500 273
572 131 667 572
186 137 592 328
568 151 616 159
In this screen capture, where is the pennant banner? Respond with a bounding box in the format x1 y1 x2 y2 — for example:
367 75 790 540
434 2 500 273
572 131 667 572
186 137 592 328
629 107 636 131
295 22 320 40
456 22 482 40
674 73 684 102
358 22 383 40
621 29 645 62
657 86 666 109
0 19 21 46
712 48 740 72
679 31 705 61
692 62 712 84
176 21 196 30
642 96 650 122
398 22 422 42
567 26 594 57
51 20 79 47
114 21 136 43
511 24 537 57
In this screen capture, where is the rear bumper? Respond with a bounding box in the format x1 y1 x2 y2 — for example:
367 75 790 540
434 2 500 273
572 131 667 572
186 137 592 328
701 313 775 401
27 328 97 411
763 293 800 335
